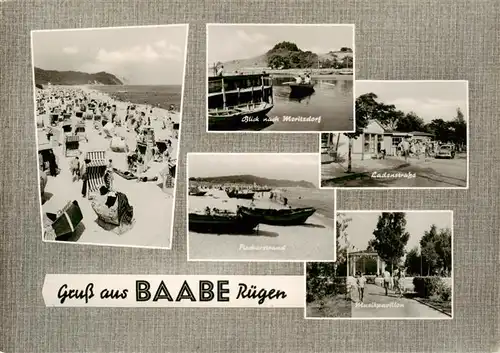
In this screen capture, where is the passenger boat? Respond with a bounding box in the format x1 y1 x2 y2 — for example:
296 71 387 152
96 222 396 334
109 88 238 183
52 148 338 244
288 82 315 96
208 73 274 130
237 206 316 226
188 209 260 234
226 190 255 199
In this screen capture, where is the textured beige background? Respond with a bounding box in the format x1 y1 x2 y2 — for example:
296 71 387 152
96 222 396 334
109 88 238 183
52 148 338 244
0 0 499 352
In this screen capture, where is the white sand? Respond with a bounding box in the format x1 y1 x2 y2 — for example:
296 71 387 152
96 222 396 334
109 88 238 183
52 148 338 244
38 86 178 248
188 189 336 261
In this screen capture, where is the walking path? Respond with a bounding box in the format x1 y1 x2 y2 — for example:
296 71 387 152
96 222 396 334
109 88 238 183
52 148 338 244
350 284 449 318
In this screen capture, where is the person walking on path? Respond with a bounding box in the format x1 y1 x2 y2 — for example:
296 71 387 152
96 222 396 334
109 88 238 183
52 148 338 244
383 268 391 296
398 137 411 163
356 272 367 303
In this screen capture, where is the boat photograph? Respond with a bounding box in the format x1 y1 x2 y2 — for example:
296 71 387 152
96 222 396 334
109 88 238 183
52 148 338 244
187 152 336 261
207 24 355 132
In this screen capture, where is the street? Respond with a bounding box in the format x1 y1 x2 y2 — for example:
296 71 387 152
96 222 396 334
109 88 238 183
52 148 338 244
322 154 467 188
350 284 449 318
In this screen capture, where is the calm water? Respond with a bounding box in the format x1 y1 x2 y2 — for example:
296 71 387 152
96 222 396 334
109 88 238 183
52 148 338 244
90 85 183 110
264 76 354 131
280 187 335 221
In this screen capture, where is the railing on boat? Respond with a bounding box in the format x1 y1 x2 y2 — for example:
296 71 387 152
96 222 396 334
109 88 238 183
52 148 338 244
208 74 274 110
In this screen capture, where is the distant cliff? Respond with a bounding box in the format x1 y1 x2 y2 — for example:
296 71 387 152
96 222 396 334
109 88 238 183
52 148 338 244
34 67 123 86
189 174 316 188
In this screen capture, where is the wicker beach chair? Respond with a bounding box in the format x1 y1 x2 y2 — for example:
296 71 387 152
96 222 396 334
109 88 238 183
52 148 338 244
64 135 80 157
75 123 87 142
85 150 107 196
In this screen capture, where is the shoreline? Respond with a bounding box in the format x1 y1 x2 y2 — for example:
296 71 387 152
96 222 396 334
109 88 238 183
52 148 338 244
75 85 181 124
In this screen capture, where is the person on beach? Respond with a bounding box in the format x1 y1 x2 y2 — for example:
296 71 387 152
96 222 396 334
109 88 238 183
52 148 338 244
304 74 311 84
383 267 391 296
70 156 80 182
356 271 366 303
81 158 90 198
216 65 224 76
295 75 303 84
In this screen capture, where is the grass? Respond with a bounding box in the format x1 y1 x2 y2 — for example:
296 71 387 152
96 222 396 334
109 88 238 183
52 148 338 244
306 294 352 318
417 296 452 316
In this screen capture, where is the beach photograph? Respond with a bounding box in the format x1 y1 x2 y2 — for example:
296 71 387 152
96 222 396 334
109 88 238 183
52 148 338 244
32 25 188 248
321 80 468 189
206 24 355 132
306 211 453 319
187 153 336 261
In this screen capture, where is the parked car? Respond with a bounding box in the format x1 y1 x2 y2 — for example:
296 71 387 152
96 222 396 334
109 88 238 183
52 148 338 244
435 144 456 159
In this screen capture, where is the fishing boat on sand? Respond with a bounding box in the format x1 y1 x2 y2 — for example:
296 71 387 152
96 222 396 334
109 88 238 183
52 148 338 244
226 189 255 199
252 187 272 192
189 208 260 234
189 186 207 196
208 73 274 130
238 206 316 226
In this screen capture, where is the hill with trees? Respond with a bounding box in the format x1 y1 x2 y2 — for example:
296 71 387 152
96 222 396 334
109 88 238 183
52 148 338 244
189 174 315 188
218 41 353 71
34 67 123 86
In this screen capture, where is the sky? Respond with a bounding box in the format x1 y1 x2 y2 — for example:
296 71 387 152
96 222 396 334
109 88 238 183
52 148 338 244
188 153 319 186
207 24 354 63
338 211 453 254
356 81 468 123
32 25 188 85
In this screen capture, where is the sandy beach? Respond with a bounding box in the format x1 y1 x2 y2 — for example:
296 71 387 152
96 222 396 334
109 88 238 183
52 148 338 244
37 85 180 248
188 188 335 261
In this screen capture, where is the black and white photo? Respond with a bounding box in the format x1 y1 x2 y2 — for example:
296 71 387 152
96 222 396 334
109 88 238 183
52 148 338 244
306 211 453 319
321 80 468 188
207 24 355 132
187 153 335 261
32 25 188 248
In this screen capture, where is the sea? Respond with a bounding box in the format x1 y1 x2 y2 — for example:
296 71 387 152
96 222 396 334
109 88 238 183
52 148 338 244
264 76 354 131
90 85 183 110
280 187 335 222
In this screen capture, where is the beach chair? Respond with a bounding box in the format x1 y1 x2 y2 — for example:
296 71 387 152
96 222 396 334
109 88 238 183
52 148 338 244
85 150 107 196
50 113 59 126
38 141 55 172
62 123 72 133
45 200 83 239
75 123 87 142
64 135 80 157
75 111 83 118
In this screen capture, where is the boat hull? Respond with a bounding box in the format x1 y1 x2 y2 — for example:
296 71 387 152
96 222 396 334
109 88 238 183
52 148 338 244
208 105 274 131
189 191 207 196
188 213 260 234
226 190 255 199
238 206 316 226
289 83 315 97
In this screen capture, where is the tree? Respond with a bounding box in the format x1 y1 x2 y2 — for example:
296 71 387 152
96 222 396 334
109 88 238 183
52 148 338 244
366 239 377 252
451 107 467 150
343 94 372 172
420 224 440 275
426 118 452 142
404 247 422 276
376 104 404 131
335 213 351 276
340 47 353 52
396 111 426 132
435 228 452 275
371 212 410 272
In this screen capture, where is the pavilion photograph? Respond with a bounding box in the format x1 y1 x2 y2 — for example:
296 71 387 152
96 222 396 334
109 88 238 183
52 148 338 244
306 210 453 319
